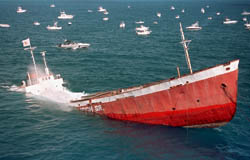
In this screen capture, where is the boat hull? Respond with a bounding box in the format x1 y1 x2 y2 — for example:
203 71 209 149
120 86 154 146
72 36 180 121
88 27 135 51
73 60 239 128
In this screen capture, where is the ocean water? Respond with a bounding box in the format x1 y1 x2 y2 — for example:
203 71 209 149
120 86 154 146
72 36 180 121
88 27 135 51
0 0 250 159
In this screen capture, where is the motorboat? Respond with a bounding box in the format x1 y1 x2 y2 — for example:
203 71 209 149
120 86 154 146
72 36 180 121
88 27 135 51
182 9 185 13
243 17 247 21
153 21 158 24
58 11 74 19
103 17 109 21
128 6 131 9
47 22 62 30
68 22 72 25
186 21 202 30
244 22 250 28
120 21 125 28
98 6 106 12
241 11 250 16
135 21 144 24
136 30 152 35
201 8 205 14
171 6 175 10
208 17 212 20
50 4 55 8
216 12 221 16
16 6 26 13
176 15 180 19
88 10 93 13
33 21 40 26
206 5 210 8
157 12 161 18
58 40 90 50
0 24 10 28
223 18 238 24
135 25 149 31
103 11 109 15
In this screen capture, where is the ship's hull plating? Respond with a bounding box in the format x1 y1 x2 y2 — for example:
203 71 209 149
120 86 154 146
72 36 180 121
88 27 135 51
73 60 239 128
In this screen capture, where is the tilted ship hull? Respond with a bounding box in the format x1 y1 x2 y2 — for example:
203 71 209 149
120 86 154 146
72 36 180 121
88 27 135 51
71 59 239 128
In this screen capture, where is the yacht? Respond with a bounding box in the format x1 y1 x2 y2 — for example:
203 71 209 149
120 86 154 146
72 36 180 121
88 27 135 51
33 21 40 26
241 11 250 16
135 25 149 31
46 22 62 30
157 12 161 18
136 30 152 35
98 6 106 12
16 6 26 13
120 21 125 28
58 11 74 19
186 21 202 30
223 18 238 24
103 17 109 21
58 40 90 50
0 24 10 28
50 4 55 8
201 8 205 14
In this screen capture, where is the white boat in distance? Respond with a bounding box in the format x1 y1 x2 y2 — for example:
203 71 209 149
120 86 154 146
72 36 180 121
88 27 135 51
157 12 161 18
176 15 180 19
98 6 106 12
241 11 250 15
47 22 62 30
208 17 212 20
171 6 175 10
58 40 90 50
88 10 93 13
186 21 202 30
135 21 144 24
50 4 55 8
0 24 10 28
17 6 26 13
201 8 205 14
33 21 40 26
120 21 125 28
223 18 238 24
216 12 221 16
182 9 185 13
58 11 74 19
103 17 109 21
136 30 152 35
135 25 149 31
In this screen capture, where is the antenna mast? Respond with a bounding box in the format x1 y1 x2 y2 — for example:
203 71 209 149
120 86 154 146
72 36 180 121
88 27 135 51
41 51 49 75
179 22 193 74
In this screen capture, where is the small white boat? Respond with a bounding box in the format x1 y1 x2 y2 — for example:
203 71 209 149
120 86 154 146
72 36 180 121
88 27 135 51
103 11 109 15
186 21 202 30
244 21 250 28
206 5 210 8
0 24 10 28
135 21 144 24
103 17 109 21
120 21 125 28
201 8 205 14
216 12 221 16
223 18 238 24
153 21 158 24
58 11 74 19
33 21 40 26
50 4 55 8
182 9 185 13
241 11 250 16
16 6 26 13
128 6 131 9
208 17 212 20
47 22 62 30
98 6 106 12
175 15 180 19
136 30 152 35
88 10 93 13
171 6 175 10
157 12 161 18
243 17 247 22
58 40 90 50
135 25 149 31
68 22 72 25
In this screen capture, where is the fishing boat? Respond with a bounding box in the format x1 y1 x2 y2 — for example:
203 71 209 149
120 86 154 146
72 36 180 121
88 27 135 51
16 6 26 13
47 22 62 30
0 24 10 28
19 38 84 102
186 21 202 30
71 22 239 128
58 11 74 19
223 18 238 24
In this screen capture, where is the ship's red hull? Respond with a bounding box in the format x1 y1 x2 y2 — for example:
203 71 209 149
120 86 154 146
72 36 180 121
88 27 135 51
72 60 239 128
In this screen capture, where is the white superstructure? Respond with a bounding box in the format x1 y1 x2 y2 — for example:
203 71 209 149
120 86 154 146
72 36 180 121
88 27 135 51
17 6 26 13
58 11 74 19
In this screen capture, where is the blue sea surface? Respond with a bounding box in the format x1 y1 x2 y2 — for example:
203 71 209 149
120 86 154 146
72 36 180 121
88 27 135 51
0 0 250 159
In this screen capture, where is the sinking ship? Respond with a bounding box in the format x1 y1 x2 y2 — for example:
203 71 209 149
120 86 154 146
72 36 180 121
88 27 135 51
71 23 239 128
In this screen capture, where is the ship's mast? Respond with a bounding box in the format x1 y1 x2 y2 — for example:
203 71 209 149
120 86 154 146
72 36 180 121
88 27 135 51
41 51 49 75
179 22 193 74
24 45 39 81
